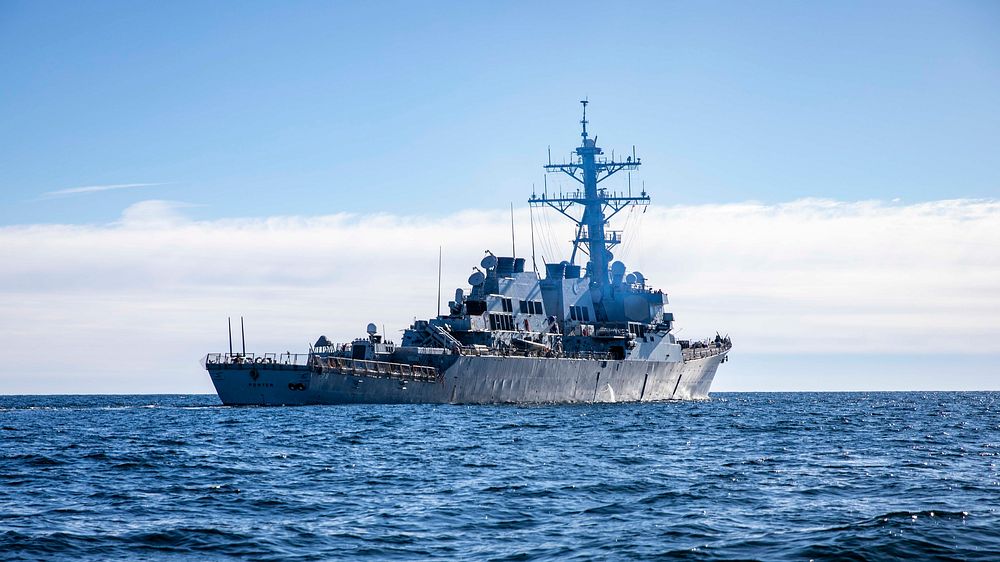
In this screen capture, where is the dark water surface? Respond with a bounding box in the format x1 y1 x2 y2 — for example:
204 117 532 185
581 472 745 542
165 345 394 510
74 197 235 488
1 392 998 561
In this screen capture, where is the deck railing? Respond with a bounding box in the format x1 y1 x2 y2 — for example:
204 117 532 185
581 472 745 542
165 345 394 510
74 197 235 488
205 353 314 367
681 342 732 361
205 352 440 382
206 341 729 372
318 357 439 382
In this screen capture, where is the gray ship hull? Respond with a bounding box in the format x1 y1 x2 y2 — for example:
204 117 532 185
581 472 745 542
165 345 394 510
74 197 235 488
207 353 726 406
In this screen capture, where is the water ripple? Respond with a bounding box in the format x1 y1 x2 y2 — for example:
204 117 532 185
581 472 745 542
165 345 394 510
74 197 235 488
1 392 998 560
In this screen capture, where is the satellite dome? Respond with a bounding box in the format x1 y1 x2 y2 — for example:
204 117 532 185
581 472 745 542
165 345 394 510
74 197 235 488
366 323 378 335
611 261 626 276
468 271 486 286
481 254 498 269
625 273 637 284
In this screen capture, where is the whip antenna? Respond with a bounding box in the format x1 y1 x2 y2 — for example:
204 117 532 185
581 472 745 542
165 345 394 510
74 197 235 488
529 194 538 273
437 245 442 317
510 202 516 257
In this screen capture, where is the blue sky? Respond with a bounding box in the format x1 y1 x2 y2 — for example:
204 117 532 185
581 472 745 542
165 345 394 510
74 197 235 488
0 1 998 393
2 1 998 224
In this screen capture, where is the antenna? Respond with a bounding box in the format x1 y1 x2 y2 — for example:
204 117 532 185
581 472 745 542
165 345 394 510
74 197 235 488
510 202 516 258
437 245 442 317
580 99 589 141
529 201 538 273
240 316 245 356
228 317 233 355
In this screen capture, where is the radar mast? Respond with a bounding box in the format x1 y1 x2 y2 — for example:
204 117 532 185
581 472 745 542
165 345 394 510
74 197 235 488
530 101 650 314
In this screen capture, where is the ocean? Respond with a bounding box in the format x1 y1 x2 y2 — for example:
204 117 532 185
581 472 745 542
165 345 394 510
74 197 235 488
1 392 998 561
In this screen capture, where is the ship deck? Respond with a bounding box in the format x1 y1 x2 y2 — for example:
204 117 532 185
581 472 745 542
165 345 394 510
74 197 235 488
205 340 731 373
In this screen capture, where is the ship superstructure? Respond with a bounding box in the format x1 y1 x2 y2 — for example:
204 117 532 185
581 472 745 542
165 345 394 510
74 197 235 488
204 103 731 405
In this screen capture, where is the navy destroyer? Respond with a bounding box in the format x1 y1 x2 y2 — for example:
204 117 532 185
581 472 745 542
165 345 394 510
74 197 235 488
204 102 731 405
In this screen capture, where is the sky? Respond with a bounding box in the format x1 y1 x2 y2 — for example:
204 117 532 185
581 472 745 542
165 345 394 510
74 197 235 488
0 1 998 393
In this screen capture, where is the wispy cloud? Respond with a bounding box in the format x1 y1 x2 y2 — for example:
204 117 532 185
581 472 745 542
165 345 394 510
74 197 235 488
40 182 165 199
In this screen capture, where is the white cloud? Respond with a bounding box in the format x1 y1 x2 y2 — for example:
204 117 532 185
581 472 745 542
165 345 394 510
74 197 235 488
117 199 195 228
0 198 997 393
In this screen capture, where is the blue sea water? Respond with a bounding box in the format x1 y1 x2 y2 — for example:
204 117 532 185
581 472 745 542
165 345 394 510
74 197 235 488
1 393 998 561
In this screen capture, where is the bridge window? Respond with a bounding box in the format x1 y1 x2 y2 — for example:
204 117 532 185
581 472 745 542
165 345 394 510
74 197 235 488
489 313 515 331
519 300 544 315
501 298 513 313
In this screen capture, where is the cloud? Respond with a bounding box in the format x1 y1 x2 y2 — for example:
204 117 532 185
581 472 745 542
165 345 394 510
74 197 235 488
117 199 196 228
39 182 165 199
0 197 997 392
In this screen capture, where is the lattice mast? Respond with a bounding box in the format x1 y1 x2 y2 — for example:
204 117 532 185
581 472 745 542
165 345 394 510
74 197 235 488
530 100 650 294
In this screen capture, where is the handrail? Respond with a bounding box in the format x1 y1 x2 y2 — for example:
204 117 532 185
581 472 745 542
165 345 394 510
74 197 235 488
205 352 313 366
682 342 731 361
319 356 439 382
206 341 730 372
205 352 440 381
